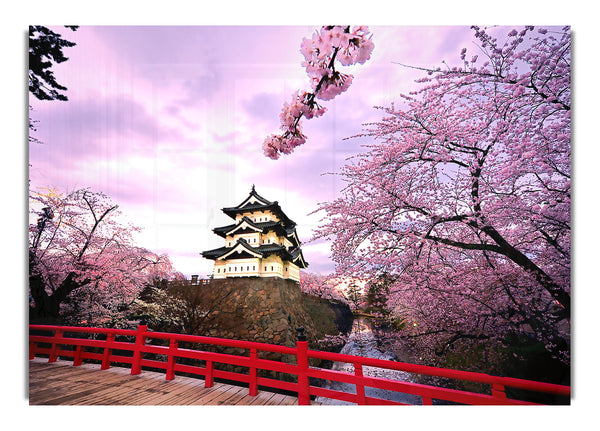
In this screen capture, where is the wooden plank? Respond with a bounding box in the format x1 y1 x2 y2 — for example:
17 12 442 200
146 382 203 405
174 382 228 405
154 380 208 405
33 386 104 405
29 360 72 372
32 361 179 405
188 383 245 405
30 379 89 403
30 366 123 403
124 374 210 406
245 390 275 405
69 374 169 405
213 385 252 405
95 379 170 405
109 377 177 406
177 386 222 405
124 374 214 406
30 362 133 402
129 379 194 405
29 371 109 404
173 382 232 406
28 359 303 406
265 392 293 405
29 362 92 380
206 385 248 405
30 360 144 405
223 386 268 405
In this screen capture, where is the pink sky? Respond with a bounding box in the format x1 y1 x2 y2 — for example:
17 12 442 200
28 25 548 277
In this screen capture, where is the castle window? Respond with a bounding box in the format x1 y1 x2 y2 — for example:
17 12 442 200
247 266 249 271
271 266 273 271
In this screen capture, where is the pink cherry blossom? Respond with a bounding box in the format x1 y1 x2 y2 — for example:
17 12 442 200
263 25 374 159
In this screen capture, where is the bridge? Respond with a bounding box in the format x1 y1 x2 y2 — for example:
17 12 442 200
29 324 570 406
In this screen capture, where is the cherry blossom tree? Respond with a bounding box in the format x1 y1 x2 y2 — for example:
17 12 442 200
133 279 235 335
263 25 374 159
300 271 345 302
313 26 571 366
364 272 394 320
29 188 182 326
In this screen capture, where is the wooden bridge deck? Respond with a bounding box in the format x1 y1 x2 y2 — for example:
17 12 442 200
28 358 304 406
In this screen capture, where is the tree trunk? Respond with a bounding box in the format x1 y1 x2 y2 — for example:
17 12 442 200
29 273 61 324
29 257 89 324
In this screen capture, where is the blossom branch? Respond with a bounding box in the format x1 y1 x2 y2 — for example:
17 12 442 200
263 25 374 159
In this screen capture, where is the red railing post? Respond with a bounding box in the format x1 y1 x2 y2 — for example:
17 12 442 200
492 383 507 401
101 333 115 370
29 340 37 360
49 329 62 363
131 324 148 375
166 338 178 381
249 348 258 396
354 363 367 405
205 361 214 388
73 345 84 366
296 327 310 405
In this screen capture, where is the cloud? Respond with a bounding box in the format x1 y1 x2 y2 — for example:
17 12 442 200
31 95 183 160
242 92 282 125
178 70 222 106
302 241 336 274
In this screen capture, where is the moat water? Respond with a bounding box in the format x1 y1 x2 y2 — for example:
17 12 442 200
314 317 422 405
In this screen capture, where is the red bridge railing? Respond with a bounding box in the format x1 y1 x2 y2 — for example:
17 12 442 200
28 324 570 405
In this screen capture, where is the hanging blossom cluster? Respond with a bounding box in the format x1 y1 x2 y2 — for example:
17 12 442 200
263 25 374 159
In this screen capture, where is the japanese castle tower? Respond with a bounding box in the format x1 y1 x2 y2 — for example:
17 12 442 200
202 186 308 282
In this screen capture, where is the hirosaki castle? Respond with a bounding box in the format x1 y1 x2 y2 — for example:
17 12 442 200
202 186 308 282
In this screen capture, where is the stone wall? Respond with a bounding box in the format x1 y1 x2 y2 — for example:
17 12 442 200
202 277 351 348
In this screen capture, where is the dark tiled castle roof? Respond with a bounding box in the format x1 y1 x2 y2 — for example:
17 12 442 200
201 238 308 268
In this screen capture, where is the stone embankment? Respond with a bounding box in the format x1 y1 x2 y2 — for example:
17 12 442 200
202 277 352 349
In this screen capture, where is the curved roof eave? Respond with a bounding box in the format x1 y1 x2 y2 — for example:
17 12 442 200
217 239 264 260
224 216 264 236
222 201 294 224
